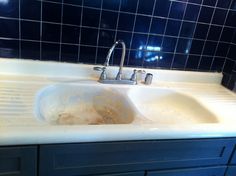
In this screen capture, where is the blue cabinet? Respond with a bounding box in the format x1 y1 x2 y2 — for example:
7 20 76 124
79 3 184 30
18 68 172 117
230 147 236 164
0 146 37 176
147 166 226 176
97 171 144 176
39 139 235 176
225 166 236 176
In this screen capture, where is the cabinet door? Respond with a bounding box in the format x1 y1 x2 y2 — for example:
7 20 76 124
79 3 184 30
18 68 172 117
147 166 226 176
230 147 236 164
98 171 144 176
225 166 236 176
0 146 37 176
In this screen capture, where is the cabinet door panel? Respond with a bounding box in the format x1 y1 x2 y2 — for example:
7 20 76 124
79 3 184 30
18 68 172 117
98 171 144 176
39 139 234 176
230 147 236 164
0 146 37 176
225 166 236 176
147 166 226 176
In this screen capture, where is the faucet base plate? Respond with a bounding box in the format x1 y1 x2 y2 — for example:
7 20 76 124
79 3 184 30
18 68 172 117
98 79 137 85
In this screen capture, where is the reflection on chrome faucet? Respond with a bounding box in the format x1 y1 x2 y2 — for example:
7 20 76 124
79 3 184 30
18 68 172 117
94 40 142 85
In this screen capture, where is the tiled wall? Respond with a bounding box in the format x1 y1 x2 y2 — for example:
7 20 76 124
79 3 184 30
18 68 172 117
0 0 236 75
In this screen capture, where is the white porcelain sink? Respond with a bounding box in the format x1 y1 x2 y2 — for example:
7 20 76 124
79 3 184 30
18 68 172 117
34 84 136 125
127 87 219 124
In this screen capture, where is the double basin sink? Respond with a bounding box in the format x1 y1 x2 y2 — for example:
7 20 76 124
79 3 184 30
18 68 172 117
35 83 218 125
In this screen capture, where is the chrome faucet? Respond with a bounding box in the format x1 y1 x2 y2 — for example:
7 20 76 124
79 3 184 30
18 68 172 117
94 40 143 85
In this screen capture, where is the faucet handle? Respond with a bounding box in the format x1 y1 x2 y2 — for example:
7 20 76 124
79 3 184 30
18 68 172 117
130 69 146 83
93 66 107 80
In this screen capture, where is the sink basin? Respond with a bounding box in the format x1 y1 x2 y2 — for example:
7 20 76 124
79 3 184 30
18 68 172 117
34 84 136 125
128 88 219 124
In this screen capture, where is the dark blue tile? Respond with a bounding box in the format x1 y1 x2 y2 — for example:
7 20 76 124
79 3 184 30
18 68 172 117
42 2 61 23
21 21 40 40
61 44 78 63
131 34 148 50
118 13 135 31
207 25 222 40
79 46 96 64
203 41 217 55
223 59 234 74
190 40 204 54
63 5 81 25
21 0 41 20
169 1 186 20
150 17 166 35
188 0 202 4
97 47 109 64
220 27 234 42
184 4 200 21
162 37 177 52
228 44 236 60
212 9 227 25
143 51 159 68
134 15 151 33
21 41 40 60
203 0 216 6
225 11 236 27
112 48 129 65
147 35 162 48
128 50 144 67
84 0 102 8
211 57 225 72
199 56 213 71
82 8 100 27
217 0 231 8
172 54 188 69
216 43 230 57
41 42 60 61
80 27 98 46
0 19 19 38
103 0 120 10
100 10 118 29
138 0 155 15
194 24 209 39
180 22 196 38
198 7 214 23
165 20 181 36
46 0 62 2
233 33 236 44
120 0 138 13
0 39 19 58
231 0 236 10
65 0 82 5
62 25 80 44
157 53 173 69
42 23 61 42
0 0 19 18
186 55 200 70
116 32 132 48
176 38 192 54
98 30 115 47
154 0 171 17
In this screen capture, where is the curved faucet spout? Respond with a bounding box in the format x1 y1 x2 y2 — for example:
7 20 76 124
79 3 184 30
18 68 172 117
104 40 126 80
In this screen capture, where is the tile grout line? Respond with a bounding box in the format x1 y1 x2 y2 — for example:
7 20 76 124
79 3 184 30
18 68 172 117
197 0 220 71
126 0 140 66
58 0 64 61
212 0 235 73
141 0 157 67
39 0 43 60
77 0 84 63
170 0 189 69
111 0 122 65
18 0 21 59
184 0 204 70
158 0 174 68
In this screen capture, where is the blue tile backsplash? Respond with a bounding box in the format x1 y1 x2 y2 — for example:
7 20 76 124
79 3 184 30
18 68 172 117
0 0 236 82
